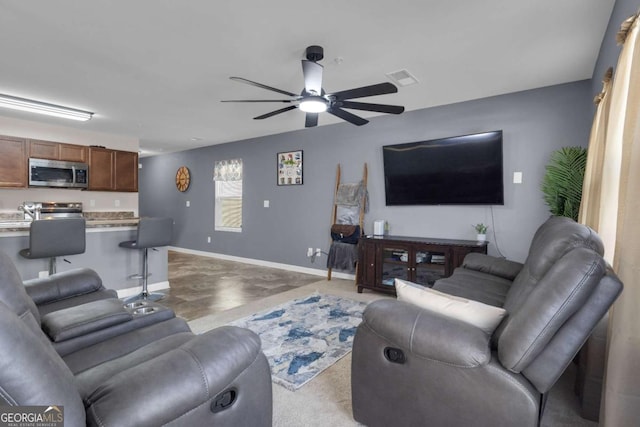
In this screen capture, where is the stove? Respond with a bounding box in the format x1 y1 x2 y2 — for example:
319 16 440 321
20 201 83 220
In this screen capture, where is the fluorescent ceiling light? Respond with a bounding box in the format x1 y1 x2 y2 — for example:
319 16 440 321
299 97 327 113
0 94 93 121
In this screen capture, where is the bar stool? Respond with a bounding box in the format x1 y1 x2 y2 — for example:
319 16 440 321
119 217 173 302
19 218 86 275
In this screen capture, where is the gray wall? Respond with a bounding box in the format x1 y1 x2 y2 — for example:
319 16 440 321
140 80 592 267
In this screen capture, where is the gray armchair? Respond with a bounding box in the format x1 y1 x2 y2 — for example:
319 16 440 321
0 301 272 426
0 250 273 426
351 218 623 427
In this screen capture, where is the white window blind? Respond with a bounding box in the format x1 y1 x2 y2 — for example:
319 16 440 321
214 159 242 232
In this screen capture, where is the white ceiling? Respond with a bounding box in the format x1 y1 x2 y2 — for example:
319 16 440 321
0 1 614 156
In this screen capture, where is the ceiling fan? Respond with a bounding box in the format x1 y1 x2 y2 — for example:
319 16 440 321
222 45 405 127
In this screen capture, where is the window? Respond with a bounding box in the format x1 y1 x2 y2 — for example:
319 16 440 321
214 159 242 232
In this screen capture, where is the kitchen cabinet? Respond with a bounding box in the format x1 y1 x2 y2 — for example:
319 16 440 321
89 147 115 190
357 235 488 294
89 147 138 192
28 139 88 162
59 144 88 163
114 150 138 192
0 136 27 188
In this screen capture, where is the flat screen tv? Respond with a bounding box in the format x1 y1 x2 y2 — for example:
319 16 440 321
383 130 504 205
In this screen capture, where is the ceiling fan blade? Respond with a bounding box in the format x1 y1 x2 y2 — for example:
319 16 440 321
327 107 369 126
302 60 323 95
230 77 297 97
253 105 297 120
305 113 318 128
339 101 405 114
330 82 398 101
221 99 295 103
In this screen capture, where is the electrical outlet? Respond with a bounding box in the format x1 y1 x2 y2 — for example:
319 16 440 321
315 248 322 257
207 236 211 243
186 200 190 207
307 247 314 257
114 199 120 207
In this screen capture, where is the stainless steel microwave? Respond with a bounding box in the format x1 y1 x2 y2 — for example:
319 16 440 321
28 158 89 189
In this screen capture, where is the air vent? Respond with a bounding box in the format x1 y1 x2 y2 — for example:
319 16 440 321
386 69 419 87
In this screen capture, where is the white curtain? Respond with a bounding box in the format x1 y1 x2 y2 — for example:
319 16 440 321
213 158 242 181
582 12 640 426
578 67 612 229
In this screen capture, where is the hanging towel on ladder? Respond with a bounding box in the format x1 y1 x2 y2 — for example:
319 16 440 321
335 181 369 211
327 242 359 273
335 181 369 225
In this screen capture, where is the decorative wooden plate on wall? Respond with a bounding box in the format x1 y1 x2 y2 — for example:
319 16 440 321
175 166 191 192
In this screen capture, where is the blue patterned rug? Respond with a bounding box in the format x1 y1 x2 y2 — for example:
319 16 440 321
228 293 367 390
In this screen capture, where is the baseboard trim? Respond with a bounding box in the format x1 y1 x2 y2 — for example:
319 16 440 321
168 246 356 281
116 281 171 298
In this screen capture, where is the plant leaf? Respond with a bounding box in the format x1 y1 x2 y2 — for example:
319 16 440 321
540 146 587 221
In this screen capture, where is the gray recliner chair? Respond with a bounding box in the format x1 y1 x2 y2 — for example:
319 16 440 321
351 218 623 427
0 250 176 357
23 267 118 316
0 300 272 426
0 251 273 426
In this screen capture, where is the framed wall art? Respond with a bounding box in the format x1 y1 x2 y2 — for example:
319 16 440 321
277 150 303 186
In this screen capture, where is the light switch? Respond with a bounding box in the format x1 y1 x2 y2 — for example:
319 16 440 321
513 172 523 184
264 200 270 208
186 201 190 207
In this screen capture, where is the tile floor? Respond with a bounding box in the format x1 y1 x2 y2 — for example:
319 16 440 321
161 251 324 321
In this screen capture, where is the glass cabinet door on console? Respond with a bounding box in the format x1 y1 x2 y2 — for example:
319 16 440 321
414 249 447 287
380 244 412 289
381 245 449 288
357 235 488 295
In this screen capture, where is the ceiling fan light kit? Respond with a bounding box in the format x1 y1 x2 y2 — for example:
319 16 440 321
0 93 93 121
223 45 405 127
299 97 328 113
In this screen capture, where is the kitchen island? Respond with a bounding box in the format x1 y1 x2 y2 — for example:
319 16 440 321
0 213 169 297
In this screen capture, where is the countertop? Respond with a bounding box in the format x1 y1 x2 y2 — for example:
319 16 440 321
0 212 139 232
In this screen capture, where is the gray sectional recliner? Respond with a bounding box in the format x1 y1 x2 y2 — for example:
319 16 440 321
0 251 273 426
351 216 623 427
22 267 118 316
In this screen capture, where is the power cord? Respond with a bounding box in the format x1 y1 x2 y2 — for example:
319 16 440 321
489 206 506 259
310 250 329 264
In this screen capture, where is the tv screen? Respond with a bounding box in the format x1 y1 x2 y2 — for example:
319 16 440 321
383 130 504 205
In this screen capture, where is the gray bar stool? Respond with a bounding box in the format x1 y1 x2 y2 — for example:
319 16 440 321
19 218 86 275
119 217 173 302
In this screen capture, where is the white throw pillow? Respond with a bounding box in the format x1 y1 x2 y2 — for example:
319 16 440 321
395 279 506 334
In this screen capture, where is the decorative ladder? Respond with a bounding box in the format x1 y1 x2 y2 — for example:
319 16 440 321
327 163 368 281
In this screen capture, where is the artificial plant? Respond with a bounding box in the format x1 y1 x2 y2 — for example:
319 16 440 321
473 223 488 234
541 146 587 221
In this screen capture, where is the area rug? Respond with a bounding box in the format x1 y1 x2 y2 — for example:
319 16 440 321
228 292 367 390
